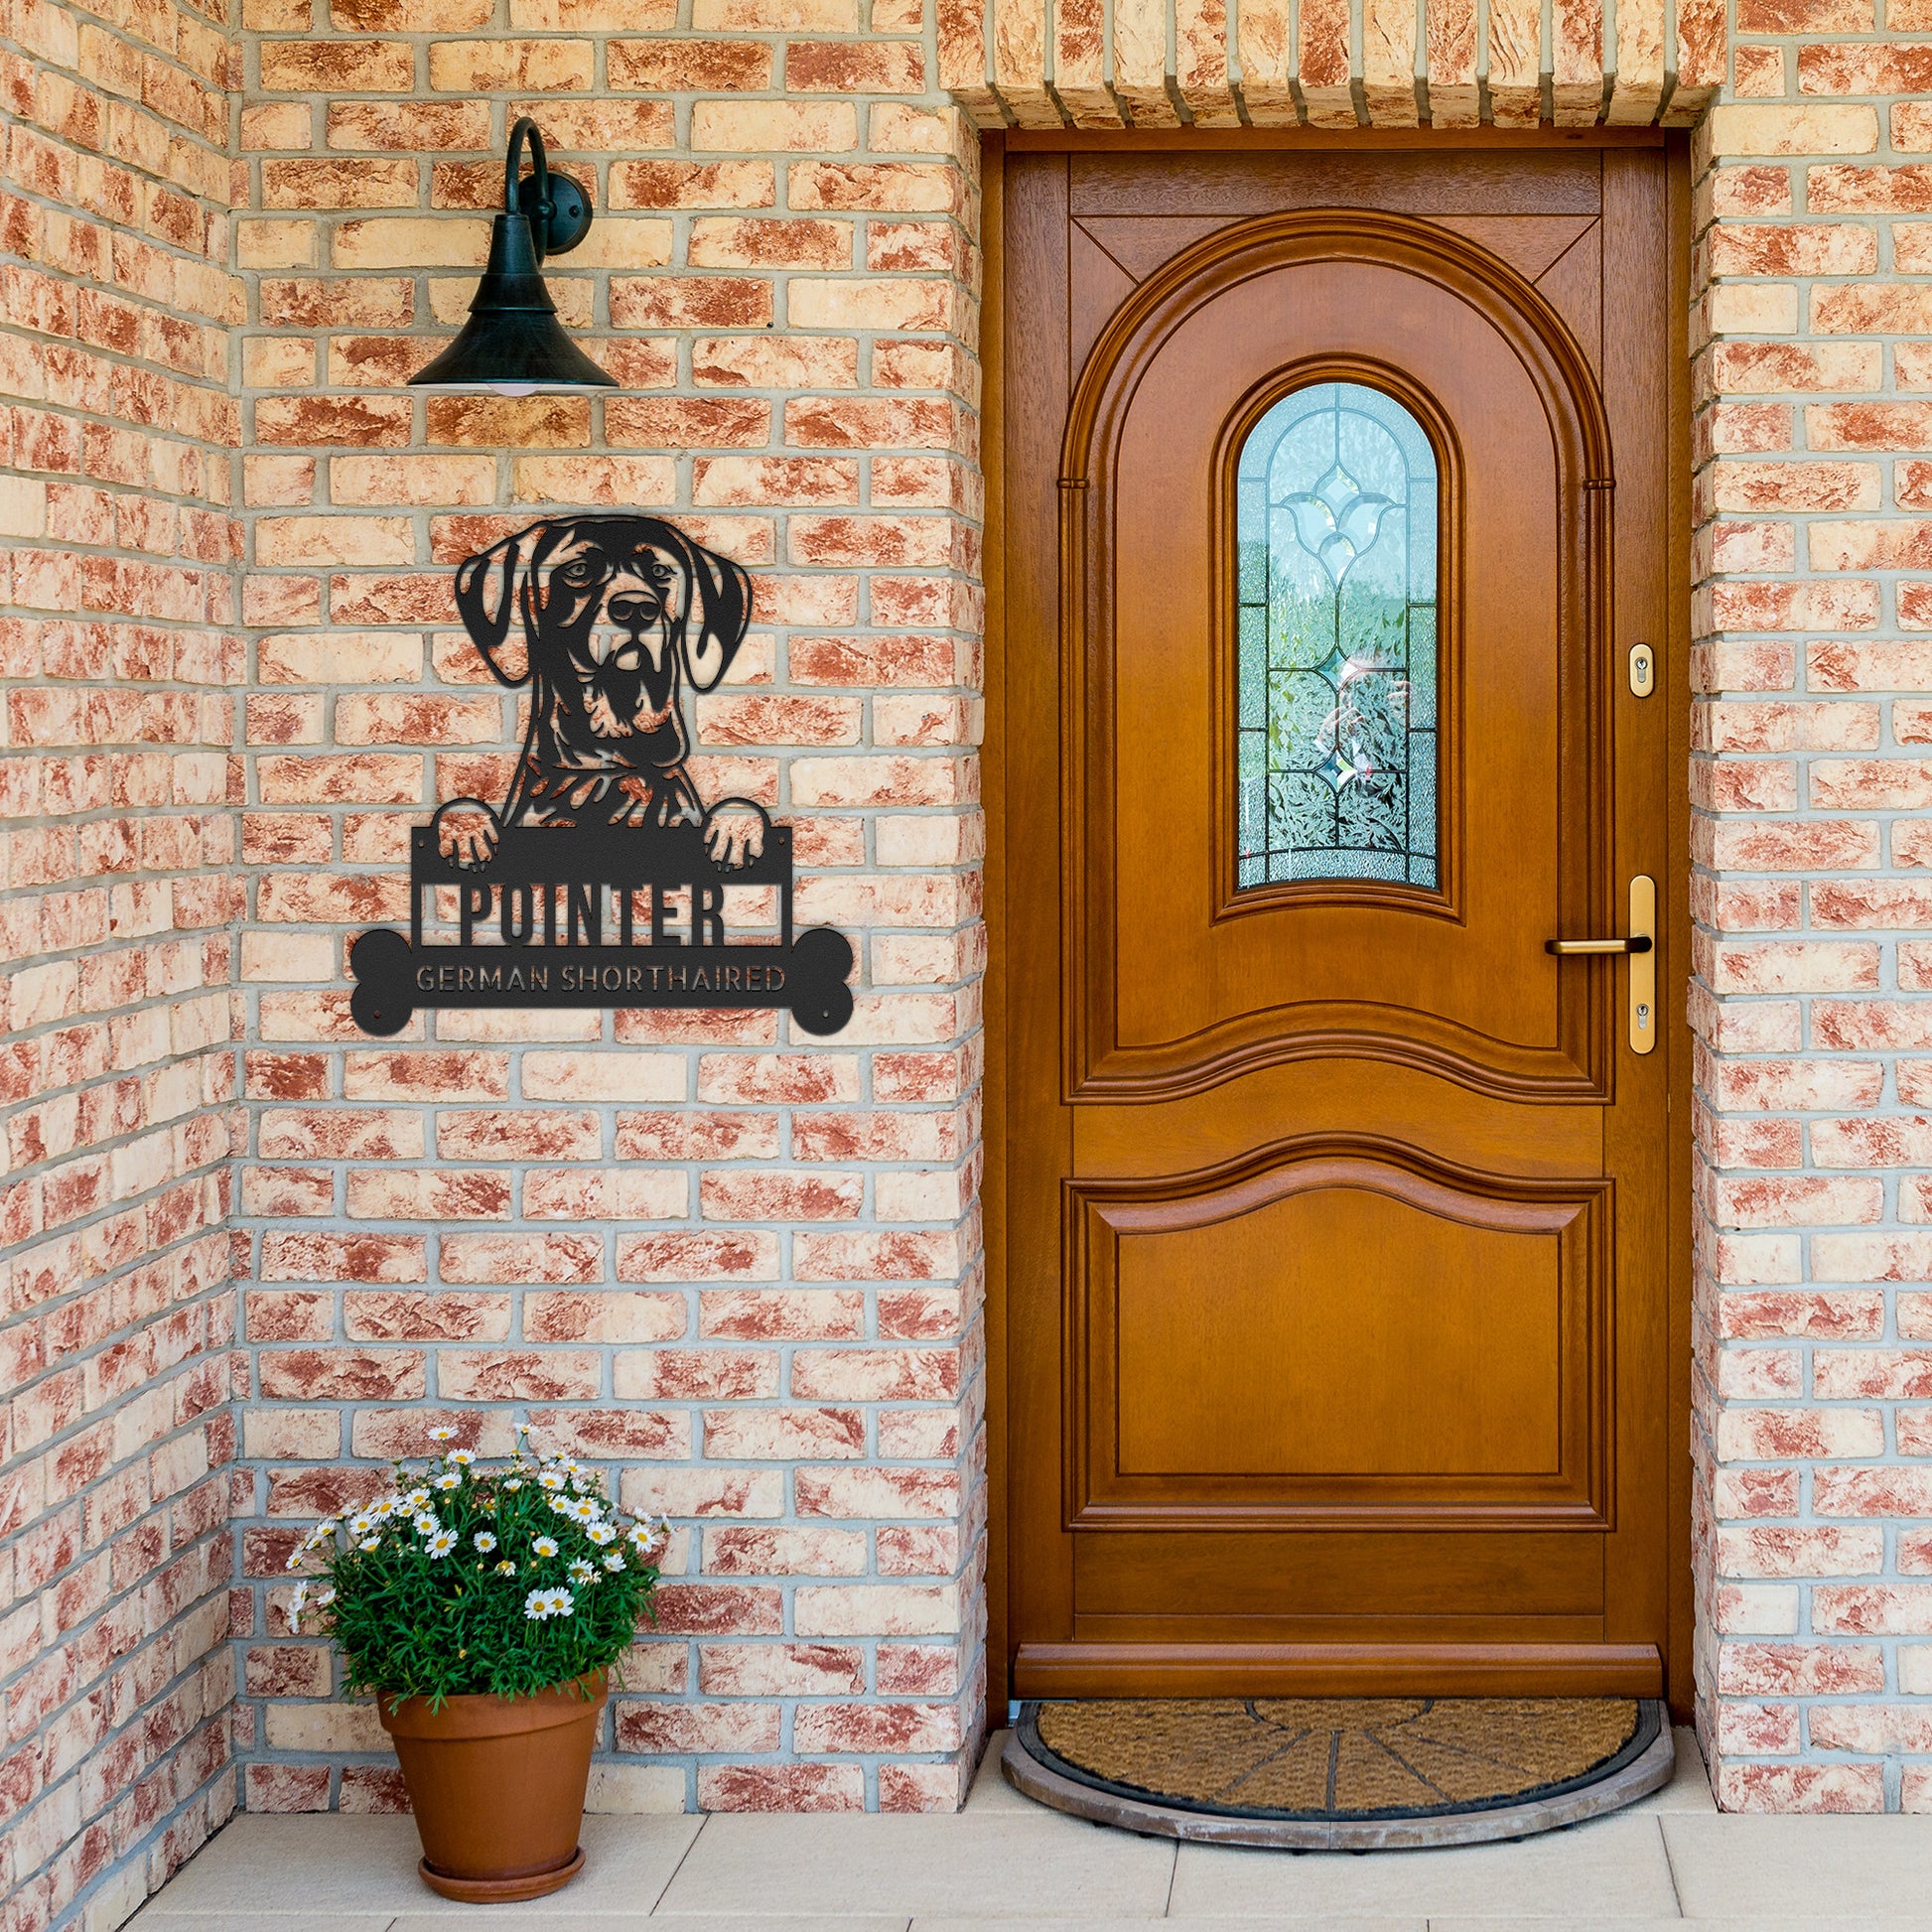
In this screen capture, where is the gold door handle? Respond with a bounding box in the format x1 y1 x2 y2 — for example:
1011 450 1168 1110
1545 936 1652 955
1544 877 1657 1055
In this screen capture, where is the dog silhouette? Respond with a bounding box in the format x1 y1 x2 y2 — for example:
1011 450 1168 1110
431 514 764 869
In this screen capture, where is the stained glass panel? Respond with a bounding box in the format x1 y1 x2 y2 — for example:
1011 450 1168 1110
1235 381 1440 891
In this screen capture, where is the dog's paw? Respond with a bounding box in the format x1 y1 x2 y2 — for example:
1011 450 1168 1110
434 800 500 869
586 690 630 739
702 804 766 870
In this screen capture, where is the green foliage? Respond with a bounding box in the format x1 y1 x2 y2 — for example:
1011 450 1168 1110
286 1427 668 1708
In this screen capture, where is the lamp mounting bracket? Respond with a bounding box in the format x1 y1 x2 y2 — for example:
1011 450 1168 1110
519 167 591 256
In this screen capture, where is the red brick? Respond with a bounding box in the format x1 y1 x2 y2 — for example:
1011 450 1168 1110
697 1763 864 1811
257 1350 425 1400
617 1702 780 1754
608 39 771 89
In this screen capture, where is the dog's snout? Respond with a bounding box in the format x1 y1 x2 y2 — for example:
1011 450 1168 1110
606 589 661 631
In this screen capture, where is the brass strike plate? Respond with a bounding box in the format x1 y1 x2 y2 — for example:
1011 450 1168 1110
1628 641 1655 698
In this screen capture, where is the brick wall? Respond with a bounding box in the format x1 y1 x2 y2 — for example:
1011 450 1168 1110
25 0 1932 1889
226 6 989 1818
1691 61 1932 1811
0 0 244 1919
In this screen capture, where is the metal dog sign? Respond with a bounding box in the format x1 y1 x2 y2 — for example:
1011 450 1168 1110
346 514 855 1038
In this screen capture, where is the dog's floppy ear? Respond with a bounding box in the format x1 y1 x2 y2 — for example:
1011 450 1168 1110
454 523 548 686
664 525 753 693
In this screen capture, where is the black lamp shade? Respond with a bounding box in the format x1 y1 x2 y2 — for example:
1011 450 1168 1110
409 121 615 396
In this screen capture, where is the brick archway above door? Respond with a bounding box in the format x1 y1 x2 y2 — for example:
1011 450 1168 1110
937 0 1724 130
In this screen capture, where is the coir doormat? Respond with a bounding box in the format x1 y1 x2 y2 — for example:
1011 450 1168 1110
1004 1697 1673 1849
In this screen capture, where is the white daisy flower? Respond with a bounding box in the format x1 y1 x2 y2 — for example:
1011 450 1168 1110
359 1537 380 1552
370 1498 398 1518
427 1529 458 1558
502 1478 523 1492
586 1523 618 1546
448 1449 476 1466
314 1586 336 1608
284 1550 303 1573
404 1488 430 1510
568 1559 595 1585
433 1471 461 1492
414 1511 439 1536
602 1552 626 1573
566 1498 599 1524
494 1559 517 1576
523 1587 561 1621
429 1426 457 1443
538 1470 567 1491
532 1535 559 1559
473 1531 497 1554
346 1513 373 1538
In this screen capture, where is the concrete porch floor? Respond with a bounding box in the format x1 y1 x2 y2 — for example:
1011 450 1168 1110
130 1728 1932 1930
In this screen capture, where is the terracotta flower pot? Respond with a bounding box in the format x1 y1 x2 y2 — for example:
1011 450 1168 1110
377 1673 607 1902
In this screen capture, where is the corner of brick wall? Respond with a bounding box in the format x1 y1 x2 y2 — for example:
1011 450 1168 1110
1690 12 1932 1811
0 0 247 1914
226 0 989 1816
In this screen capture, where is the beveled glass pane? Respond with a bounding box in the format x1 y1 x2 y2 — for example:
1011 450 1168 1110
1233 381 1440 891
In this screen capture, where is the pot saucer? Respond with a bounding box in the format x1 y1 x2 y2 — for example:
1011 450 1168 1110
418 1846 585 1902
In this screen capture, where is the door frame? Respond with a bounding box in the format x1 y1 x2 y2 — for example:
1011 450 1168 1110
981 126 1696 1720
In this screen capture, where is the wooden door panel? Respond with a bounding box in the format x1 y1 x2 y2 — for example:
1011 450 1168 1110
1116 1195 1565 1478
1075 216 1605 295
1075 1530 1605 1620
1428 214 1597 280
1064 213 1617 1107
1071 1058 1603 1177
1068 211 1610 379
1066 150 1603 219
1081 214 1597 289
1003 141 1682 1701
1116 284 1558 1039
1068 1148 1609 1530
1537 224 1606 374
1068 224 1138 380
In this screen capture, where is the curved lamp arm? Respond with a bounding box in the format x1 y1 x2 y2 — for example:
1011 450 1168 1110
504 115 553 262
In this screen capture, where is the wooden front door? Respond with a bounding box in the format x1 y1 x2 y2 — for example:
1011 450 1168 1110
997 141 1688 1703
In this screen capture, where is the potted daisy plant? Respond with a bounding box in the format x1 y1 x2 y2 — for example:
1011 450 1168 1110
285 1425 669 1903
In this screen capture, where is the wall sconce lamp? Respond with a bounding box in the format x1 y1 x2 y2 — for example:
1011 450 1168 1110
409 117 616 396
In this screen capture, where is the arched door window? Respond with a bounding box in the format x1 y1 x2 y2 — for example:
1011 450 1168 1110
1235 380 1440 891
